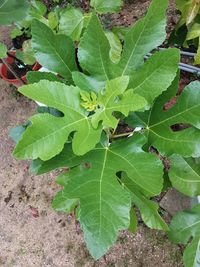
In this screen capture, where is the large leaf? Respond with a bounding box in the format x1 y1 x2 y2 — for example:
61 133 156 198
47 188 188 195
78 14 112 80
90 0 123 14
0 0 29 25
58 8 84 41
91 76 147 129
13 81 101 160
114 0 168 76
129 49 180 107
169 204 200 267
31 19 77 82
169 156 200 197
127 81 200 157
53 134 163 259
123 175 168 231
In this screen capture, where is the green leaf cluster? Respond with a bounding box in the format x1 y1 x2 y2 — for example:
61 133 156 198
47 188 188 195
9 0 200 263
172 0 200 64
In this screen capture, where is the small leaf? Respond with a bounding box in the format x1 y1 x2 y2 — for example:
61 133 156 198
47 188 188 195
105 31 122 64
80 91 98 111
31 19 77 82
31 0 47 16
91 76 147 129
186 0 200 25
169 204 200 244
90 0 123 14
187 23 200 40
48 11 58 30
16 40 36 65
59 8 84 41
0 42 7 58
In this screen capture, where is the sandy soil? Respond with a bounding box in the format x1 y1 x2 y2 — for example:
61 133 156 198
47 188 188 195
0 0 185 266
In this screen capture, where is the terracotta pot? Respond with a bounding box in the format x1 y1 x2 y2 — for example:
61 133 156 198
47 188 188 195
0 50 41 87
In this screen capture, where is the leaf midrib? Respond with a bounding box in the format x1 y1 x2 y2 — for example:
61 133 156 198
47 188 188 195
176 219 200 236
98 148 108 237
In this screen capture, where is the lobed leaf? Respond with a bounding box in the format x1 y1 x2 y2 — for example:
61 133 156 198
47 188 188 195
91 76 147 129
127 81 200 157
52 133 163 258
13 81 101 160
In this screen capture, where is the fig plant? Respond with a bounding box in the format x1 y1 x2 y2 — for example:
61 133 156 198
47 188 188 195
170 0 200 63
10 0 200 264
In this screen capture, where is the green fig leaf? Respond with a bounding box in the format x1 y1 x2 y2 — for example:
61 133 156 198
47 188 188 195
13 81 102 160
91 76 147 129
127 81 200 157
90 0 123 14
54 134 163 259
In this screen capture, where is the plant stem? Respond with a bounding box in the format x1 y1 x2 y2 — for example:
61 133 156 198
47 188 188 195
1 58 26 85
